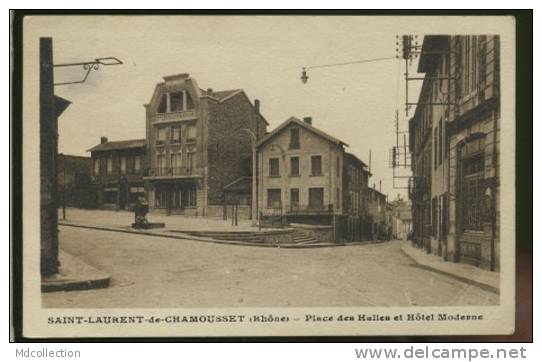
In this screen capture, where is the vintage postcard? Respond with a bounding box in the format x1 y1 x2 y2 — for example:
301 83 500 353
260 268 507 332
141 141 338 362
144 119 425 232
19 14 515 338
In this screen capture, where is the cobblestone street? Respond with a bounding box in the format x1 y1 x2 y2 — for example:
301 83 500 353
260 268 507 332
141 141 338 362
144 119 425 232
42 226 499 308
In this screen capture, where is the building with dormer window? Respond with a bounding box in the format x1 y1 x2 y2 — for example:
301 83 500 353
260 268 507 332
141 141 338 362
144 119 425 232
143 73 268 216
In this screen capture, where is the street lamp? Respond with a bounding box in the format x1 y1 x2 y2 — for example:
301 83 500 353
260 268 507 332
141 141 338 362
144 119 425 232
240 128 258 226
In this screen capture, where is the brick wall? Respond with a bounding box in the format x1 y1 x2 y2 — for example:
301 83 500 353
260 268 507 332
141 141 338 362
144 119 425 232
206 92 266 205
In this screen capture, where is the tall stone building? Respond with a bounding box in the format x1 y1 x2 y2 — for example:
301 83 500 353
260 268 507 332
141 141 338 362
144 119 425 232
409 35 500 270
143 73 268 216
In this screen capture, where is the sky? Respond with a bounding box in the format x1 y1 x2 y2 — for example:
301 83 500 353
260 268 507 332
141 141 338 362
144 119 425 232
29 16 424 199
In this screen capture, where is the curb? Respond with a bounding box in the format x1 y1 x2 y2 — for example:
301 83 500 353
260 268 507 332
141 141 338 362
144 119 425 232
400 246 499 295
41 251 111 293
42 276 110 293
58 222 385 249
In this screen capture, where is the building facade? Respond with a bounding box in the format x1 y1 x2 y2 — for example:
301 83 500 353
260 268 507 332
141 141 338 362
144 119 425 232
342 152 372 240
143 73 267 216
57 154 94 208
257 116 370 235
88 137 147 210
257 117 345 223
409 35 500 271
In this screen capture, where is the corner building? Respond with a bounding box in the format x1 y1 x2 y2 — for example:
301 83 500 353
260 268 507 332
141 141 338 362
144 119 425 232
144 73 268 216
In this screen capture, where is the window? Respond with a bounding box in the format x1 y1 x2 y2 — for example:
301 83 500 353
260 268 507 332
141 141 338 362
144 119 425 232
185 186 197 207
438 118 443 165
134 156 141 172
186 92 194 109
120 156 127 174
186 151 195 174
155 188 167 208
171 127 181 143
107 156 113 174
432 197 438 238
290 156 299 176
187 125 197 141
434 127 439 169
156 127 167 144
156 153 166 175
440 193 448 241
170 92 184 112
311 155 322 176
461 153 485 231
267 189 282 208
289 128 300 149
336 156 340 177
93 158 100 175
290 188 299 208
269 158 280 177
309 188 324 209
170 152 176 169
336 187 341 210
157 94 167 113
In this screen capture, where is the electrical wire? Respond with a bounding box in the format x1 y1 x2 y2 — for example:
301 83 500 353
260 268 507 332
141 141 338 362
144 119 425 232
305 56 396 70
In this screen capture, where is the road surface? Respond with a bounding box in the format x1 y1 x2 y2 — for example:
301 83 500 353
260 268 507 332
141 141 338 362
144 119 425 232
42 226 498 308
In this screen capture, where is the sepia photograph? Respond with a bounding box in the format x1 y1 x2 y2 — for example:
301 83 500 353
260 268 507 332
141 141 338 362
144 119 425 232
16 13 519 338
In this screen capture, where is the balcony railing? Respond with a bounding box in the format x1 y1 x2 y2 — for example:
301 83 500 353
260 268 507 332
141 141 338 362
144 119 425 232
146 167 195 177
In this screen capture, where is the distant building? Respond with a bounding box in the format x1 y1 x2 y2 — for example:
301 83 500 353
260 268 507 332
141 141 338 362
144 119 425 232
143 73 268 216
57 153 93 208
87 137 147 210
389 196 412 240
367 186 389 239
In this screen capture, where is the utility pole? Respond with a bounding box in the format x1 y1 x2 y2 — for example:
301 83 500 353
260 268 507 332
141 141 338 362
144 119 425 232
39 37 122 277
62 155 66 220
40 37 60 276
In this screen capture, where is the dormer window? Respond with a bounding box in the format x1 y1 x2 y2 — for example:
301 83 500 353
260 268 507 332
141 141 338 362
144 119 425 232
157 90 195 113
170 92 183 112
157 94 167 113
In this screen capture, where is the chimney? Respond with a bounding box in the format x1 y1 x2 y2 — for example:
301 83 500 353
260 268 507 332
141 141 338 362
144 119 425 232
207 88 213 95
100 136 108 144
254 99 260 113
303 116 312 125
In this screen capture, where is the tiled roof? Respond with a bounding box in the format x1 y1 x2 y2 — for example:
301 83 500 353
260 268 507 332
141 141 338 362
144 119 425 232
200 88 242 101
257 117 348 148
345 152 368 168
87 139 146 152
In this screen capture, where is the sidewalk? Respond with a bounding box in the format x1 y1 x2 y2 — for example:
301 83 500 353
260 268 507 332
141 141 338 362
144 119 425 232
400 241 499 294
59 207 271 232
41 250 111 292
